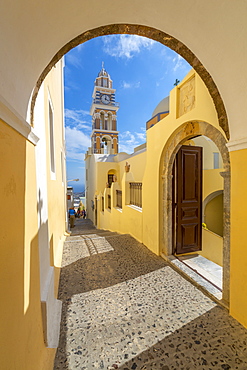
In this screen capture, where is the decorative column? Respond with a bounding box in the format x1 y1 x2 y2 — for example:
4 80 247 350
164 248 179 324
220 170 231 304
94 112 100 129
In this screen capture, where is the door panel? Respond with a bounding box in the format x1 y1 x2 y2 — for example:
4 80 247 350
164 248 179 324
173 145 202 254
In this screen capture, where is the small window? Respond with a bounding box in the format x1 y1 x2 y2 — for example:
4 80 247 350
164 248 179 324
108 174 114 187
214 152 219 169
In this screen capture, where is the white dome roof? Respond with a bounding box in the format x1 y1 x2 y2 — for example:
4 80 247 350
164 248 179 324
152 96 169 117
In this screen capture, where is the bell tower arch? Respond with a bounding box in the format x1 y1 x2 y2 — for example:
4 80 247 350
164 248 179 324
90 63 119 154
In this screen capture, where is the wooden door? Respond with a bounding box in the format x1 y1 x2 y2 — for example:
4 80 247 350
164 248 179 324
173 145 202 254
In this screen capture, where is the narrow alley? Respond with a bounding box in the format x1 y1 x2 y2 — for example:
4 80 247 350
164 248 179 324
54 220 247 370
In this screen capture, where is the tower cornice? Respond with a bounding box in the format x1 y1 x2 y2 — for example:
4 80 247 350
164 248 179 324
91 129 119 137
90 102 119 115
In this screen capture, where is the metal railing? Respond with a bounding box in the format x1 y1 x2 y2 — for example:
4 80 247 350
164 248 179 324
108 194 111 209
116 190 122 208
129 182 142 208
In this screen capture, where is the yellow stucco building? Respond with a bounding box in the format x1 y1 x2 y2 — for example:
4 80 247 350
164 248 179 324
1 2 247 369
85 68 227 294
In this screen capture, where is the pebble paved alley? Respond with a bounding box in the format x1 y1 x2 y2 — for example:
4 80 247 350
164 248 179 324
54 219 247 370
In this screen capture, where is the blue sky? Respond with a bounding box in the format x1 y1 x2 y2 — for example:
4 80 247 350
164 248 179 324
64 35 191 192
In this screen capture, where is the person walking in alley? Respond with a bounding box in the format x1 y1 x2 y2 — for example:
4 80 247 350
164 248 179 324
69 207 76 228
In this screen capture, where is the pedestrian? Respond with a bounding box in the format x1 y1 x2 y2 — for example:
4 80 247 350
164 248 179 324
69 207 76 228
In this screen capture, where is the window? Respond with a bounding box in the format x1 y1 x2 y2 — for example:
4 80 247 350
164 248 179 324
108 174 114 187
129 182 142 208
116 190 122 208
108 194 111 209
214 152 219 169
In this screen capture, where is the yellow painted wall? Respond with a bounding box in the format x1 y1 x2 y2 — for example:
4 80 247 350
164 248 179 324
44 61 67 289
0 60 66 369
230 148 247 328
98 177 143 242
143 70 224 254
90 70 225 256
204 194 223 236
200 229 223 266
203 169 223 199
0 120 55 369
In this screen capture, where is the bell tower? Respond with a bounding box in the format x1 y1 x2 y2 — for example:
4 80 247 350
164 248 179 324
90 63 119 154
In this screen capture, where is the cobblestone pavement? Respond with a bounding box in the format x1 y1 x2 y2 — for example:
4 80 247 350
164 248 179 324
54 219 247 370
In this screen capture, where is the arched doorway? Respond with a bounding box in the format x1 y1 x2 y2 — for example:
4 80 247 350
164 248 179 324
160 121 230 304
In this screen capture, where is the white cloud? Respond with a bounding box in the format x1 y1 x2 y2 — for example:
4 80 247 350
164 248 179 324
119 129 146 154
122 81 140 89
65 53 82 69
65 126 91 161
76 43 85 52
135 132 146 141
65 109 91 130
64 80 80 92
173 55 185 72
103 35 155 59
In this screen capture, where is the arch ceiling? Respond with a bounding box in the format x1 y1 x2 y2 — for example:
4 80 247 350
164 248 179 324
1 1 247 142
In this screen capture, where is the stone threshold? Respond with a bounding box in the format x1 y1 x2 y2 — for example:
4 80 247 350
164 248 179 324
161 253 229 310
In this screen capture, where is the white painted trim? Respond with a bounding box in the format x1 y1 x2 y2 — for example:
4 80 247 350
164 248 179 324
0 93 39 145
226 137 247 151
127 204 142 212
47 89 56 179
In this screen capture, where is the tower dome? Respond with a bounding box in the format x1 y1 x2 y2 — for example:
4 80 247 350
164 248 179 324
98 62 110 79
95 62 112 88
146 96 170 130
152 96 169 117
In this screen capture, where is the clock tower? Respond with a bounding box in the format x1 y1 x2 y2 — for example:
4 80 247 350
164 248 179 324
90 63 119 154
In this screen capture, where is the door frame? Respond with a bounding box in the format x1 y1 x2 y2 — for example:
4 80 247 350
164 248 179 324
160 121 230 304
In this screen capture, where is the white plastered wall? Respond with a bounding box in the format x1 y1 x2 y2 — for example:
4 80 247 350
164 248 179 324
34 83 62 348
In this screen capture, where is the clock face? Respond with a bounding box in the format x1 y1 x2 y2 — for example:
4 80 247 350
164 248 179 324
101 94 110 104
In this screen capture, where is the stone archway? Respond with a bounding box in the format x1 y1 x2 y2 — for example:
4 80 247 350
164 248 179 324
160 121 230 304
30 24 229 140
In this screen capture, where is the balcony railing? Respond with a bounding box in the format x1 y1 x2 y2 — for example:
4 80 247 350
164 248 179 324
108 194 111 209
129 182 142 208
116 190 122 208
